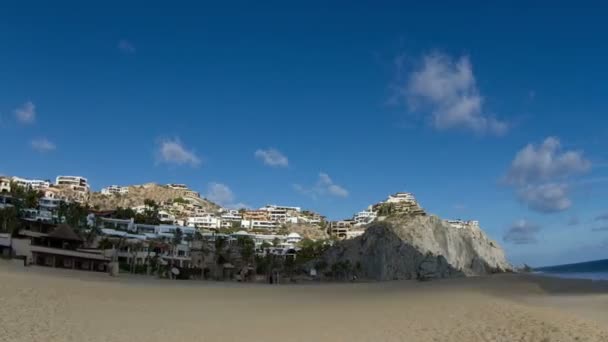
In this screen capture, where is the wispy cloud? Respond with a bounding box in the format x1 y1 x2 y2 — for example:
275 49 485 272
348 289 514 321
30 138 56 152
392 52 507 135
591 226 608 232
254 148 288 167
14 101 36 124
504 137 592 213
505 137 591 186
205 182 248 209
594 212 608 221
118 39 136 54
503 219 541 244
294 172 349 198
156 138 201 167
567 216 580 226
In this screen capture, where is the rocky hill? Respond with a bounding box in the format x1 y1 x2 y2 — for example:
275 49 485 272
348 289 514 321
88 183 220 212
320 215 511 281
283 222 330 240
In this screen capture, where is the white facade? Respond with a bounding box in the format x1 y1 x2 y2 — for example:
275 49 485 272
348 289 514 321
167 183 188 190
101 185 129 195
0 178 10 193
241 219 278 230
386 192 416 203
11 177 51 190
158 210 175 224
353 208 377 225
221 210 242 222
56 175 90 192
187 215 221 229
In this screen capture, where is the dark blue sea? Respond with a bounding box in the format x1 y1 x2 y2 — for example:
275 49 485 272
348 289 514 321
535 259 608 281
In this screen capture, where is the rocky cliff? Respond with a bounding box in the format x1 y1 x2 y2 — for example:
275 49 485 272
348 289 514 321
320 215 511 281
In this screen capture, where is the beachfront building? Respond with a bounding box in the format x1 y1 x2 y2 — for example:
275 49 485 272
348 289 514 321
0 195 15 209
11 177 51 191
0 177 11 193
101 185 129 195
17 223 109 272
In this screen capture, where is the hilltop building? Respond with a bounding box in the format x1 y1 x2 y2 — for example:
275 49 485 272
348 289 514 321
101 185 129 195
11 177 51 191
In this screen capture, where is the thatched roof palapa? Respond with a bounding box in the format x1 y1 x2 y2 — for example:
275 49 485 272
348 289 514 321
48 224 83 242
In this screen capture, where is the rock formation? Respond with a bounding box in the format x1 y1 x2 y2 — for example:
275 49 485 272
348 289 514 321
320 215 511 281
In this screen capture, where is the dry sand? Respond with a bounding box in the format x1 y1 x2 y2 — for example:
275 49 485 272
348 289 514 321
1 262 607 342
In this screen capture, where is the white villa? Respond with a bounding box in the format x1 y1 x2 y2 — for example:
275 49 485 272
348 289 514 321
101 185 129 195
11 177 51 191
56 175 90 193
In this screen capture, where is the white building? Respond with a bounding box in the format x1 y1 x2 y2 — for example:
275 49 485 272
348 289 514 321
167 183 188 190
158 210 175 224
56 176 90 193
353 208 377 226
0 177 10 193
221 210 242 222
187 215 221 229
11 177 51 191
241 219 279 230
101 185 129 195
386 192 416 203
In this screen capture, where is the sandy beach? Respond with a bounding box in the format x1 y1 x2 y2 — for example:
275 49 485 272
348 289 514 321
1 262 607 342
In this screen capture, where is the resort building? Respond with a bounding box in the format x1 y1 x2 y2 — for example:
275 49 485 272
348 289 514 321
220 210 242 222
242 210 271 221
353 208 377 226
56 175 90 192
373 192 426 216
329 220 354 239
101 185 129 195
11 177 51 191
241 219 278 230
15 222 109 272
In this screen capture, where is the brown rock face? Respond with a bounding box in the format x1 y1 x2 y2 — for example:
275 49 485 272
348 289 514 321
321 216 512 281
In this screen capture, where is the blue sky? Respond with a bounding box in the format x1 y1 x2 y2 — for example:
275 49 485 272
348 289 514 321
1 1 608 266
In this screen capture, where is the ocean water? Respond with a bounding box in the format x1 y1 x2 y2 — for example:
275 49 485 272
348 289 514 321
535 259 608 281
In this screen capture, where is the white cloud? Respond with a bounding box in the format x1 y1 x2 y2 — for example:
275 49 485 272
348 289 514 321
294 172 349 198
254 148 288 167
205 182 234 205
205 182 248 209
30 138 56 152
517 183 571 213
503 219 541 244
505 137 591 186
118 39 136 54
157 138 201 167
400 52 507 135
14 101 36 124
504 137 592 214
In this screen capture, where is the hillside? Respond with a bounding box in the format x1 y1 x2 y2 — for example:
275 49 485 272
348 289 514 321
88 183 220 212
320 215 512 281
